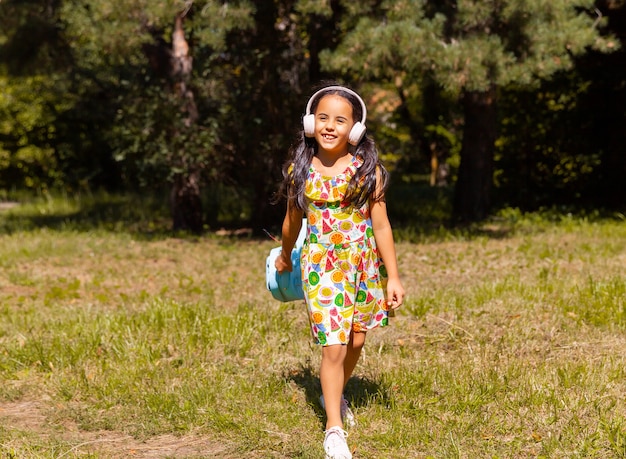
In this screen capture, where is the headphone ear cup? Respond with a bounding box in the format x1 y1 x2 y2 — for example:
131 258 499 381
302 114 315 137
349 122 366 146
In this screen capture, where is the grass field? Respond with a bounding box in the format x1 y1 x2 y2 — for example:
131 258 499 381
1 195 625 458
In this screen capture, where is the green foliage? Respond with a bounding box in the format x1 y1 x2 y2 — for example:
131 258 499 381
0 77 60 189
322 0 618 93
0 0 624 229
0 0 260 198
496 71 606 209
0 0 75 190
60 0 257 188
317 0 622 223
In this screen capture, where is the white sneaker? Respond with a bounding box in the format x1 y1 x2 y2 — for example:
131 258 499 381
319 395 356 429
323 426 352 459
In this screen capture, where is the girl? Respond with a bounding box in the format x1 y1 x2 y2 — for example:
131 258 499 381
275 85 404 459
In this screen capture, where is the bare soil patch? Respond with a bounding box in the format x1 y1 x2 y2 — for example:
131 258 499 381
0 400 231 458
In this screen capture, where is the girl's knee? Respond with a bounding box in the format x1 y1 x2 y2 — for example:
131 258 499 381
322 344 347 363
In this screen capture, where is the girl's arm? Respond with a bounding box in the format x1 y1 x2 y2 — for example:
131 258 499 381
370 170 405 309
275 199 304 273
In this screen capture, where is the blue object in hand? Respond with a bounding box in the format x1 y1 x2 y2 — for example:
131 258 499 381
266 221 307 302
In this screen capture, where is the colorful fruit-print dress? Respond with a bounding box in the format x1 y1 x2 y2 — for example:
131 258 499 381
301 155 389 346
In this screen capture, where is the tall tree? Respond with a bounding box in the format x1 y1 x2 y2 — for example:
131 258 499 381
59 0 255 232
168 7 201 230
319 0 618 222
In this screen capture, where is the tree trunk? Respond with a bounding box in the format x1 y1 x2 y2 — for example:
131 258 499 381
307 0 342 82
171 169 203 233
169 10 203 233
452 87 497 223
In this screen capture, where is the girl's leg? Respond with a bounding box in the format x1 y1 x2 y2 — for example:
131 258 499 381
320 344 348 429
343 331 366 390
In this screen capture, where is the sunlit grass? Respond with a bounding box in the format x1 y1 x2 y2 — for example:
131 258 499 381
0 193 625 457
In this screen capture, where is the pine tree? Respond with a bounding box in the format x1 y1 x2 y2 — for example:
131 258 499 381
319 0 618 222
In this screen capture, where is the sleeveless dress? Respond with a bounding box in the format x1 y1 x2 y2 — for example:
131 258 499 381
301 155 389 346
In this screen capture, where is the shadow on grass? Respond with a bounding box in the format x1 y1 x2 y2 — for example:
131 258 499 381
4 186 621 241
0 185 463 241
286 362 392 428
0 192 172 238
0 190 272 241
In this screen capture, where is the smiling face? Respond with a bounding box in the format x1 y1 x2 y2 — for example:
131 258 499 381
313 94 355 157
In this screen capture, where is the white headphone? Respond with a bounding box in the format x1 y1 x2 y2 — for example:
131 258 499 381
302 86 367 146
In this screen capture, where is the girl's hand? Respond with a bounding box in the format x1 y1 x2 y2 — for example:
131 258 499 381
275 250 293 273
386 278 405 310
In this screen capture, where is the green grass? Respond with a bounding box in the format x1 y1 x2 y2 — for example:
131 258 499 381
1 193 626 457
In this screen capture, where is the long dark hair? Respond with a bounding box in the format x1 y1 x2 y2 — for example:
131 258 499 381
277 86 389 211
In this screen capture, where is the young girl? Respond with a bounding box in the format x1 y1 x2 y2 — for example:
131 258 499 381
275 85 404 459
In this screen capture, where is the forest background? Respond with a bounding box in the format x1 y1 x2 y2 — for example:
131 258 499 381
1 0 625 232
2 2 626 458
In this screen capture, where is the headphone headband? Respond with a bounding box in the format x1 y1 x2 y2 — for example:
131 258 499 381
304 86 367 125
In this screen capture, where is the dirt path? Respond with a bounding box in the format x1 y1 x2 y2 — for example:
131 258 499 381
0 400 231 458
